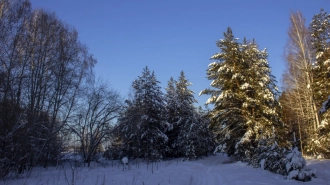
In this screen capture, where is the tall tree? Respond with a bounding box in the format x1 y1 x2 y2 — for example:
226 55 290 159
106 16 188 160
201 28 283 159
201 28 247 157
0 0 96 177
116 67 168 161
236 39 285 157
310 9 330 157
165 71 214 159
310 9 330 108
21 8 95 169
281 10 330 156
0 0 31 178
164 77 180 157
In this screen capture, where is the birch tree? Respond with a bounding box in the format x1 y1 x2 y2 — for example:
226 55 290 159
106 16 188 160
281 11 324 156
0 0 96 176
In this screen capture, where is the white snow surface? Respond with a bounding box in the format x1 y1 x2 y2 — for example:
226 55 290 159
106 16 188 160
2 154 330 185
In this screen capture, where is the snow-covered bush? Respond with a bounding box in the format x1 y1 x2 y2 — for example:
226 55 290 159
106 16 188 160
285 147 305 172
287 169 316 181
285 147 316 181
250 140 288 175
250 139 316 181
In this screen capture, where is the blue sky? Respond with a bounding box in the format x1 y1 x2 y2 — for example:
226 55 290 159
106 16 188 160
30 0 330 106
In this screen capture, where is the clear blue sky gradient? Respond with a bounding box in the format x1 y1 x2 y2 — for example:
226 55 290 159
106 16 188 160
30 0 330 106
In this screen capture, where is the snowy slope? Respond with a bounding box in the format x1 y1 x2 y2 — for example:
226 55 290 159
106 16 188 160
2 154 329 185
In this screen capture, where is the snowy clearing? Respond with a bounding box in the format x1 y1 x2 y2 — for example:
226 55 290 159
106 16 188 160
2 154 330 185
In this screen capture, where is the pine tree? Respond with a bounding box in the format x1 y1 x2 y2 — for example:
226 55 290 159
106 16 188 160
201 27 284 160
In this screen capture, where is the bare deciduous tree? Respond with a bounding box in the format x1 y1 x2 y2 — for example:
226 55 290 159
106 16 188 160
0 0 96 177
69 81 122 167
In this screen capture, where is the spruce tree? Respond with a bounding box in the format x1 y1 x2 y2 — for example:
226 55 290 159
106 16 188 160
175 71 206 159
164 77 180 157
165 71 214 159
311 9 330 114
116 67 168 160
236 40 285 158
200 27 244 157
310 9 330 157
201 28 284 160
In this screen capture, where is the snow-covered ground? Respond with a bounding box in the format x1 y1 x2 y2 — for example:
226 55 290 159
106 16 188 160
2 154 330 185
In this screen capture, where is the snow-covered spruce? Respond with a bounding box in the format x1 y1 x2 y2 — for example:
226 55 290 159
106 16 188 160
309 9 330 157
112 66 169 161
201 27 284 160
165 71 214 159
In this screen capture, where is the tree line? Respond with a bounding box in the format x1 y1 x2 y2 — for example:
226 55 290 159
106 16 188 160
0 0 329 180
107 68 214 162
